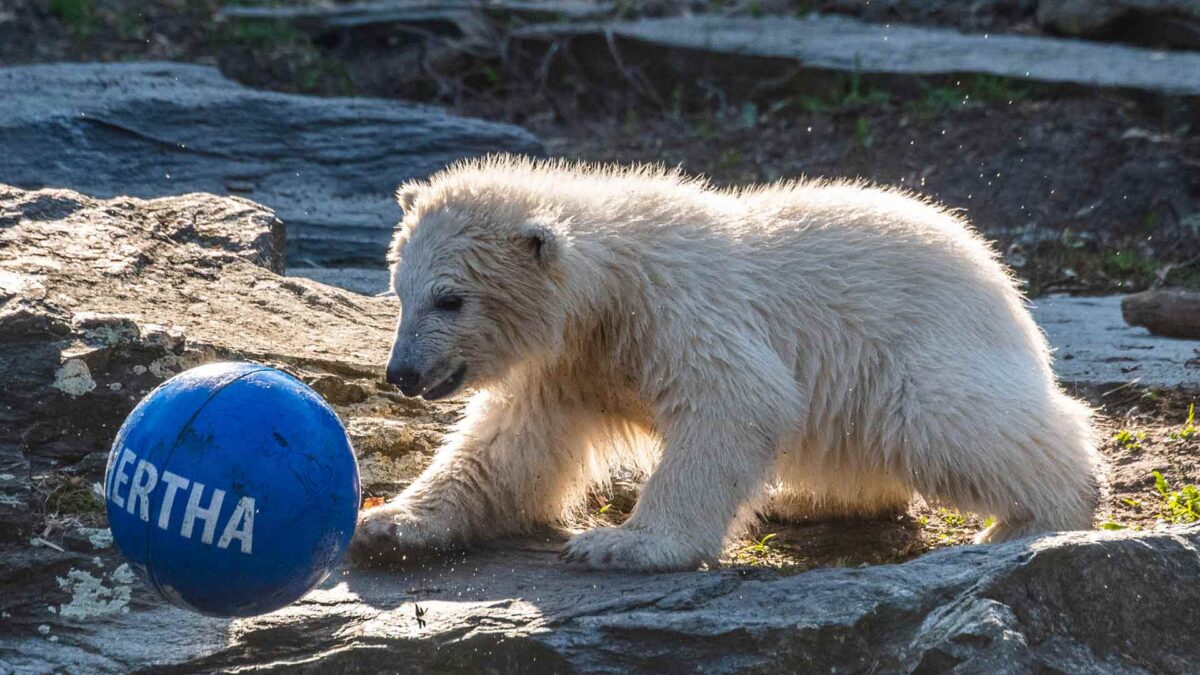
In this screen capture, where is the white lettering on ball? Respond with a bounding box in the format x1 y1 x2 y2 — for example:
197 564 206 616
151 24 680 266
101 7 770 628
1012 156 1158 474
107 447 137 510
217 497 256 554
181 482 226 546
106 448 256 554
125 460 159 522
157 471 190 530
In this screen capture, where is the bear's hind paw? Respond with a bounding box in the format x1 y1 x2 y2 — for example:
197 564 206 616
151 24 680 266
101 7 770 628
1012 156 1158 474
561 526 705 573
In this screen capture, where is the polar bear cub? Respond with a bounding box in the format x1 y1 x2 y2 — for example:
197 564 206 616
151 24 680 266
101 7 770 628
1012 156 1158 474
351 155 1099 572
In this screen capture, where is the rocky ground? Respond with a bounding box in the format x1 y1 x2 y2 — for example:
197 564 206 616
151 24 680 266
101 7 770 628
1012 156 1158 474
2 0 1200 671
2 183 1199 671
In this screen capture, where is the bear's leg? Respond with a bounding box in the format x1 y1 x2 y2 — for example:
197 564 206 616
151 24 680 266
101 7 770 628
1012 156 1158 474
350 386 604 563
561 355 801 572
906 388 1099 544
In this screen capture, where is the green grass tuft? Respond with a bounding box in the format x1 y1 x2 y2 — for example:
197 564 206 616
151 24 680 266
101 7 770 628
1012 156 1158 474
1168 403 1197 441
1152 471 1200 524
1114 428 1146 451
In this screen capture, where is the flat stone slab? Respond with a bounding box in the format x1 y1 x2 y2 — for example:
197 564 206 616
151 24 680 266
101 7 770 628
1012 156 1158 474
1031 294 1200 389
0 62 542 266
5 527 1200 673
516 14 1200 95
293 269 1200 390
289 266 396 296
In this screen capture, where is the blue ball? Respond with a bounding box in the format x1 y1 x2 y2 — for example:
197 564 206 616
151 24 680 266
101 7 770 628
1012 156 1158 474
103 362 360 617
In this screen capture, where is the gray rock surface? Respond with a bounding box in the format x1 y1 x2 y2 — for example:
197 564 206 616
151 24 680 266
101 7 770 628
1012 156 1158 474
0 62 541 266
1037 0 1200 49
516 13 1200 95
4 525 1200 673
293 269 1200 389
0 184 448 545
1032 294 1200 388
290 266 397 297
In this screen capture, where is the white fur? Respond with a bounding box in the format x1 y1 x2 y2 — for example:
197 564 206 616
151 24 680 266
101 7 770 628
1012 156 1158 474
351 155 1100 572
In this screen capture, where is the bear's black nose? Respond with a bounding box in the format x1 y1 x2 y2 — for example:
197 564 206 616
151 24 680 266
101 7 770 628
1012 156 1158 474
386 363 422 397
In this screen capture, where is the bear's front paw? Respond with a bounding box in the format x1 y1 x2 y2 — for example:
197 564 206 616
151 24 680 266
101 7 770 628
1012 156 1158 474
349 502 458 566
559 526 706 572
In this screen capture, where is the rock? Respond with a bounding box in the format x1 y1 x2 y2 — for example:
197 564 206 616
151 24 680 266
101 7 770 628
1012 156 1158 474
1032 294 1200 388
824 0 1039 33
515 14 1200 96
1037 0 1200 50
0 62 542 266
0 184 453 544
2 526 1198 672
306 373 371 405
1121 289 1200 339
289 267 396 297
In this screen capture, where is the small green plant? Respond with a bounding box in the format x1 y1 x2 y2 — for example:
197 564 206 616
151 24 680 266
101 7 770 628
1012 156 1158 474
741 533 777 555
669 86 685 120
908 75 1029 116
1098 520 1126 530
597 503 612 515
967 74 1030 104
1152 471 1200 524
1114 428 1145 451
49 0 99 36
844 66 889 108
938 509 966 527
911 84 963 115
1122 497 1142 508
852 117 873 149
1168 404 1197 441
798 68 889 115
717 149 743 170
226 20 302 47
1101 250 1159 280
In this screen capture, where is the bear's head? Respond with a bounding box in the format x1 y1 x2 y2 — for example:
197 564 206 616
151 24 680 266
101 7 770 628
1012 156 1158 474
383 174 569 400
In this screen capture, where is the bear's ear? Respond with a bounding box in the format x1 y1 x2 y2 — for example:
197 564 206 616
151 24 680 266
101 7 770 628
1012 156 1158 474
395 181 426 214
516 222 562 268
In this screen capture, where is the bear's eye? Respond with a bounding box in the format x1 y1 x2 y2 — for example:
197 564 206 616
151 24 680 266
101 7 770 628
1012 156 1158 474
432 294 464 312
